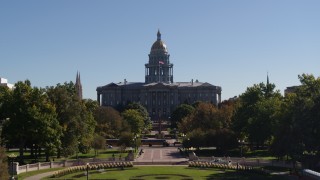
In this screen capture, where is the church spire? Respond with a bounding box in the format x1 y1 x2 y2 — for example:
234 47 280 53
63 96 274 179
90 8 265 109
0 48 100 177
267 72 269 85
75 71 83 99
265 72 272 97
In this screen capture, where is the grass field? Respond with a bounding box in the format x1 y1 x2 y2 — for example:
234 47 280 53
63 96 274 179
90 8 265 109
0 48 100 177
46 166 286 180
6 148 128 164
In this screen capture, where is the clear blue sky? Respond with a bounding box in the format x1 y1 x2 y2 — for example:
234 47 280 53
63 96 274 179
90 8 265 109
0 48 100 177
1 1 319 100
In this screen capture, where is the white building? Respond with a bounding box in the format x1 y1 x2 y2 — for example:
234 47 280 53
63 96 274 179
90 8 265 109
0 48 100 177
0 77 14 89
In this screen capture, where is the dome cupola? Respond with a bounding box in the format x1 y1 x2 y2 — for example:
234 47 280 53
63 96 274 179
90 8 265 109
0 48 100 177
145 30 173 84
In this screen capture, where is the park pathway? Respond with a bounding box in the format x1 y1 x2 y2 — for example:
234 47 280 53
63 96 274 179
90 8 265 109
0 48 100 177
24 171 56 180
135 146 188 163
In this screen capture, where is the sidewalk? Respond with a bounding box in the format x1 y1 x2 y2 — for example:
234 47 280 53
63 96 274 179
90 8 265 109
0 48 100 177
24 171 56 180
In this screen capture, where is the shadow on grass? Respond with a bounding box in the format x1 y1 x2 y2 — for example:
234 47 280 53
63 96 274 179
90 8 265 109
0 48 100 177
205 170 285 180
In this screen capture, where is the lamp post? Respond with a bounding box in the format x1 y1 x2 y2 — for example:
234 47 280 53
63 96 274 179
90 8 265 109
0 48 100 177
86 163 89 180
134 134 139 152
158 112 162 135
238 140 244 157
8 153 17 180
32 144 36 163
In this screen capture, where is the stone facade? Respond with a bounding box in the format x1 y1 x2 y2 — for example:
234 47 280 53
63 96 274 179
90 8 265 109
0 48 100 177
96 31 222 120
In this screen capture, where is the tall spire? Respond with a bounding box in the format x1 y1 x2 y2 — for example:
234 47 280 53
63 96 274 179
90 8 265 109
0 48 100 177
266 72 272 97
157 29 161 41
75 71 83 99
267 72 269 85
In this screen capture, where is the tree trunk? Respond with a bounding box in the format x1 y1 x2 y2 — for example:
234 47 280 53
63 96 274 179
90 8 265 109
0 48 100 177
57 148 61 158
45 151 49 162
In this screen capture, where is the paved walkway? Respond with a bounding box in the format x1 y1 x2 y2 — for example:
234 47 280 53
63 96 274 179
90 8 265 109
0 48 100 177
24 171 56 180
135 146 188 163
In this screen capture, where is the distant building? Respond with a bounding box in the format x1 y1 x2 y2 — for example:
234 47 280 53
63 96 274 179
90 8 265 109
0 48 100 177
75 72 83 99
284 86 300 96
0 77 14 89
96 30 222 120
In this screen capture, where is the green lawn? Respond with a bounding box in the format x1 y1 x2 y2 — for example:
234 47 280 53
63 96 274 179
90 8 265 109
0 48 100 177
70 148 129 159
46 166 287 180
6 148 129 164
245 150 277 160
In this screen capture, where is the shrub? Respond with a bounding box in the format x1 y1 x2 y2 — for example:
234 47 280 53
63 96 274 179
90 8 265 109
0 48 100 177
52 161 134 178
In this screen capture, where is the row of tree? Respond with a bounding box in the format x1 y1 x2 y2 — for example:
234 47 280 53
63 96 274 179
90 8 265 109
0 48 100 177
0 80 151 164
172 74 320 169
1 73 320 169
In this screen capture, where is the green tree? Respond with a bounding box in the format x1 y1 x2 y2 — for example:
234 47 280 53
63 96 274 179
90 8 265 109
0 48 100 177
171 104 194 129
118 131 134 147
178 102 222 134
179 102 237 151
125 102 151 133
272 74 320 169
0 146 9 179
232 82 282 148
46 82 96 157
92 134 106 157
1 81 62 162
94 106 126 138
122 109 144 135
29 88 62 161
183 129 206 149
271 94 301 160
1 80 34 162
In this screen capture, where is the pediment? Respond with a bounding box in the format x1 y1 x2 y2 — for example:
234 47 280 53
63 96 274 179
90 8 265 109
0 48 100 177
103 83 119 88
199 82 213 87
144 82 171 89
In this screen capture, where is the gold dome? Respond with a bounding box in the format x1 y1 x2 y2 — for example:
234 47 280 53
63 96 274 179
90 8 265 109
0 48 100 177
150 30 168 53
151 40 167 53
